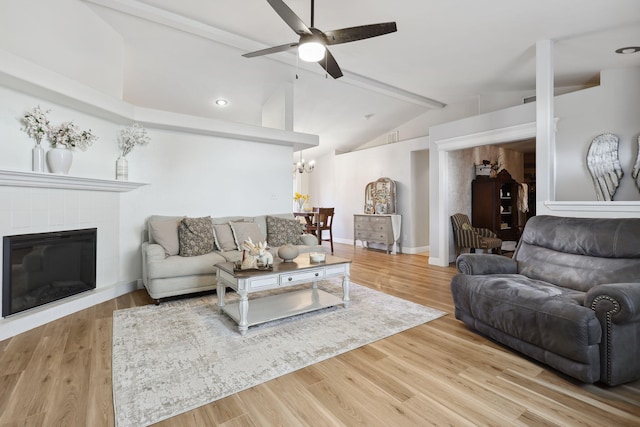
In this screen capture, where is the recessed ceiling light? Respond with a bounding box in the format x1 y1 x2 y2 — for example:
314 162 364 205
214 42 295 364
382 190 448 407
615 46 640 54
215 98 228 107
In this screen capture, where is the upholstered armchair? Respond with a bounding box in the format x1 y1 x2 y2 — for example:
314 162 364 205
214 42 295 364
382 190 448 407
450 213 502 257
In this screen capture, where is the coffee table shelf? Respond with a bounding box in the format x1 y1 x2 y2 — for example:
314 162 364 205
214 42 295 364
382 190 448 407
220 288 343 328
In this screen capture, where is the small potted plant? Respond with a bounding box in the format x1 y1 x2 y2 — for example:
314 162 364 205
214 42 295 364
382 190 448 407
116 123 150 180
293 192 309 211
21 105 51 172
47 121 97 174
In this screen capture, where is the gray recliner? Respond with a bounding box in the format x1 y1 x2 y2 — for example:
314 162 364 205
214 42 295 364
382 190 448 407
450 215 640 386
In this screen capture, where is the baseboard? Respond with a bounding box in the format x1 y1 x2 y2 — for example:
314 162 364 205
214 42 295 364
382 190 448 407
428 256 450 267
334 238 428 255
0 279 139 341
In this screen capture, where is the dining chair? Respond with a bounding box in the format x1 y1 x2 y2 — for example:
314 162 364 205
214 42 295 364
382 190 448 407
306 207 335 253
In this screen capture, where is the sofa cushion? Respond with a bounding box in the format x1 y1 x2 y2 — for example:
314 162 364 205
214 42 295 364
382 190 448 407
266 215 304 247
216 250 242 263
149 217 182 256
230 221 266 248
518 216 640 259
213 223 238 252
451 273 601 364
178 216 214 257
146 251 226 279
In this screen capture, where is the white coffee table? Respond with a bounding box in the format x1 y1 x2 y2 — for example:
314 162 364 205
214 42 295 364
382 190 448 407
216 254 351 335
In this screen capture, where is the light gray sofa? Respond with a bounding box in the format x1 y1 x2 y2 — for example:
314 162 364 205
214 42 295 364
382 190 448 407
451 215 640 386
141 213 323 302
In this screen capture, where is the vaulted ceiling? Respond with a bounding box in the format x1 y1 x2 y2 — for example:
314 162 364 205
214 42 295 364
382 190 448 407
86 0 640 158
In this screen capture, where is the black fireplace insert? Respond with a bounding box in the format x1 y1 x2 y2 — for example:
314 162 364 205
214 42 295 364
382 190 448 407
2 228 97 317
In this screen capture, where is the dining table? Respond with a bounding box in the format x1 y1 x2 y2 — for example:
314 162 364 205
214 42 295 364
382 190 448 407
293 210 316 236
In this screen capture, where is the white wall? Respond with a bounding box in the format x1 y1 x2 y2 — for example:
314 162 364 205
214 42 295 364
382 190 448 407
429 67 640 266
309 137 430 253
554 67 640 201
0 0 124 98
0 0 309 339
118 130 293 281
356 98 479 151
0 81 297 340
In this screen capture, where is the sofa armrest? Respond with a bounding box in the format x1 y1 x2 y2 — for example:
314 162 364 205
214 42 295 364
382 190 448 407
142 242 167 262
456 253 517 275
586 283 640 323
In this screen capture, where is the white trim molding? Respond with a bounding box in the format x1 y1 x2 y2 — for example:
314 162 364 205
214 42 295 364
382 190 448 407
0 169 147 192
544 201 640 213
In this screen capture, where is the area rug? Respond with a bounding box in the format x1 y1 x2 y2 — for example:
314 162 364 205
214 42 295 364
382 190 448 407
112 280 446 427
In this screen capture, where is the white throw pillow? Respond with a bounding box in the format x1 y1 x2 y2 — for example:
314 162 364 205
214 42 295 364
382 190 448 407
230 221 266 249
149 218 182 256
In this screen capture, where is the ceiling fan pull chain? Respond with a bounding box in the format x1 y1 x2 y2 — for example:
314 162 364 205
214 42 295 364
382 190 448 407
296 54 299 79
325 54 328 79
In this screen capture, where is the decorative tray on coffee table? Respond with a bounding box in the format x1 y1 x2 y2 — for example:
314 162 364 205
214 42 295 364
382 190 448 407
232 261 273 272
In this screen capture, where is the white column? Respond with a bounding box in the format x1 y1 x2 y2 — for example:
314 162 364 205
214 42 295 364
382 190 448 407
536 40 555 207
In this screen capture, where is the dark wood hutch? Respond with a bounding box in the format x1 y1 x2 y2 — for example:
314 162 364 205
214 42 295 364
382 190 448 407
472 169 520 241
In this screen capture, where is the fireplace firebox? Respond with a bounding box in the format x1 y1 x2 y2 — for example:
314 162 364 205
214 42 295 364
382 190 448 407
2 228 97 317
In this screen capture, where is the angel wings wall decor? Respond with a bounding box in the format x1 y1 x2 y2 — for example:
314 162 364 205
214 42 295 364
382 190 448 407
633 136 640 192
586 133 624 201
587 134 640 201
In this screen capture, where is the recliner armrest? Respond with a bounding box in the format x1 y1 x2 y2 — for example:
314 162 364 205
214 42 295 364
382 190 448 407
586 283 640 323
456 253 517 275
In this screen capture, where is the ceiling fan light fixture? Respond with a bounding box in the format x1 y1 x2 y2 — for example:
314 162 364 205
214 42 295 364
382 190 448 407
615 46 640 54
298 40 326 62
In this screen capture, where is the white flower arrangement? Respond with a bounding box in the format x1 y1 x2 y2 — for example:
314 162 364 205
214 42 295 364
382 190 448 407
22 105 51 144
118 123 150 157
48 121 97 151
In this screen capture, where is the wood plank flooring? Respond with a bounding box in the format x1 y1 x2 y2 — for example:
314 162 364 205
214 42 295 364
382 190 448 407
1 243 639 426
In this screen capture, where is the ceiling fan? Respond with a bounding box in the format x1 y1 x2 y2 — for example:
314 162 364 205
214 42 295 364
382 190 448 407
242 0 397 79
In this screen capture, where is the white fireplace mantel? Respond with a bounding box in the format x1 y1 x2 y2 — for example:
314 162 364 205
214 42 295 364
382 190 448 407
0 169 148 192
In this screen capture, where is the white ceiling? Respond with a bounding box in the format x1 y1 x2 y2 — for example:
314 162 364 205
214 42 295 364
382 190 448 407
85 0 640 158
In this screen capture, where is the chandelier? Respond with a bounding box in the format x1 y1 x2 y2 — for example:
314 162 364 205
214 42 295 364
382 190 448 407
295 151 315 174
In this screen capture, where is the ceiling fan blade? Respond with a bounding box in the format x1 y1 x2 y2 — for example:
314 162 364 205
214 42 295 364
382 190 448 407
319 48 343 79
242 42 299 58
266 0 312 36
324 22 397 45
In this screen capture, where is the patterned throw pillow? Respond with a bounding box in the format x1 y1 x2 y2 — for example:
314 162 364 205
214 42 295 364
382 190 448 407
178 216 214 257
266 216 304 247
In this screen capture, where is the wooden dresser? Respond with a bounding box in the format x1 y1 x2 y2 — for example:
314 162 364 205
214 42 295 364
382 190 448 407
353 214 401 254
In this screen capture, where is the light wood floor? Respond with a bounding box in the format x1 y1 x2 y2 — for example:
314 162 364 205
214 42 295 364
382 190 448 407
1 243 639 426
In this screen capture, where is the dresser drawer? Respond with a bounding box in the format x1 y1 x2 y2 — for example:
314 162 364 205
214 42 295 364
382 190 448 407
355 222 375 231
369 216 389 225
355 230 389 241
280 268 324 285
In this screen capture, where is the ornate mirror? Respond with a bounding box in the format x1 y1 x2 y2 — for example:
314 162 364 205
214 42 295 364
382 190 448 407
364 177 396 214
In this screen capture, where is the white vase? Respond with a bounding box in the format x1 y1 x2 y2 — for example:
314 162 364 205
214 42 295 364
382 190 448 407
32 141 45 172
277 244 299 262
47 147 73 174
116 156 128 181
